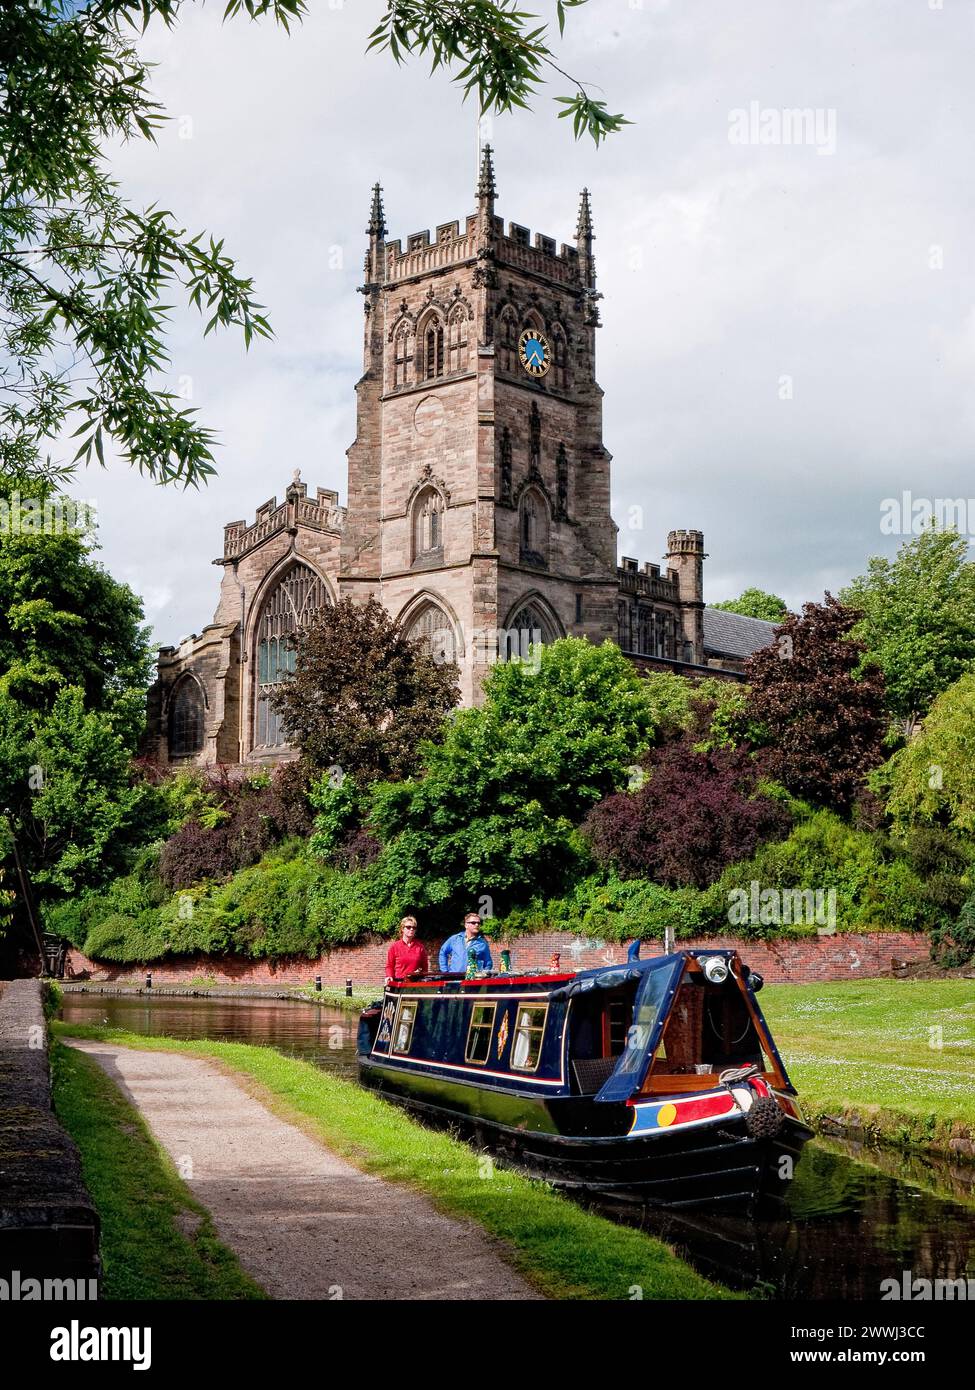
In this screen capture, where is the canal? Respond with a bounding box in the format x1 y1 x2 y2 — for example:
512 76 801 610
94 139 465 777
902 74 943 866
60 991 975 1300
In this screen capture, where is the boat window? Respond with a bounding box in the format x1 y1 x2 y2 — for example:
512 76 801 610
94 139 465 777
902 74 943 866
391 999 417 1055
511 1005 547 1072
465 1003 497 1064
606 998 629 1055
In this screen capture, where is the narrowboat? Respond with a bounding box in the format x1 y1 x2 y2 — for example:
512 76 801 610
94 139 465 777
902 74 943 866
356 949 813 1207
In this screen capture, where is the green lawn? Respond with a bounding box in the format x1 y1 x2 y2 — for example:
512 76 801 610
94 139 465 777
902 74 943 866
55 1023 734 1302
761 979 975 1152
51 1039 266 1300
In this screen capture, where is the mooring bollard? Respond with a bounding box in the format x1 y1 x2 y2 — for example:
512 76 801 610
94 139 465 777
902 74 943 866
345 977 352 998
315 974 322 993
146 970 152 991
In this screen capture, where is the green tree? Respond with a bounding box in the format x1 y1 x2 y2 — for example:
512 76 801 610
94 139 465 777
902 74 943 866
0 507 152 744
271 596 459 783
0 503 158 939
368 638 653 918
711 588 788 623
0 686 160 895
841 527 975 735
2 1 625 487
873 673 975 835
637 670 753 749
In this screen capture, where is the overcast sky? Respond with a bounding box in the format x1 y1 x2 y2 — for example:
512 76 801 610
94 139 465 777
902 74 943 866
74 0 975 645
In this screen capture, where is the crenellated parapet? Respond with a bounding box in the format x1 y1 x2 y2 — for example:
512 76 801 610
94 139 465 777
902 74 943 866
618 555 681 602
384 216 478 283
382 215 582 287
219 472 345 564
495 224 580 284
666 528 706 555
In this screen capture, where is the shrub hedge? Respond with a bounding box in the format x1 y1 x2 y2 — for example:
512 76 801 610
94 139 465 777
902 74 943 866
46 805 970 962
45 843 403 963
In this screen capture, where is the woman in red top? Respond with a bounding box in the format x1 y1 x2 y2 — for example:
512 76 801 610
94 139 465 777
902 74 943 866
385 916 428 985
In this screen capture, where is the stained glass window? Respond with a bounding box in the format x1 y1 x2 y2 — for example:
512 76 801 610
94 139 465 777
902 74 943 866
253 564 328 749
405 601 456 665
168 678 205 757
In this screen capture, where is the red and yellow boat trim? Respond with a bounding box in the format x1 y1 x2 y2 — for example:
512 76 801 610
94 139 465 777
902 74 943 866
626 1087 802 1137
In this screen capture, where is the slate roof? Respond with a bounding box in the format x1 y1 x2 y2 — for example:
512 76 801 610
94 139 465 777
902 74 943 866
703 607 778 659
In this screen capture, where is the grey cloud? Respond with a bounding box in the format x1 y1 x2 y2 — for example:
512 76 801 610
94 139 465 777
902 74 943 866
62 0 975 638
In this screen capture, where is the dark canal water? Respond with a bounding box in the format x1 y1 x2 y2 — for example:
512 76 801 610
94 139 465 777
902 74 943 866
60 991 975 1300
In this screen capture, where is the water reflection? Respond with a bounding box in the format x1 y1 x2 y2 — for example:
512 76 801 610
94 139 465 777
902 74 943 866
59 991 975 1299
59 991 360 1079
581 1138 975 1298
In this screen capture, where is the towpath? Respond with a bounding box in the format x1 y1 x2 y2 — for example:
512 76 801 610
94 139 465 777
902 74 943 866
67 1039 541 1301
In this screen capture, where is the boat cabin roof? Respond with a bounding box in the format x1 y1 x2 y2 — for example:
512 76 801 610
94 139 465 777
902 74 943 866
385 949 744 998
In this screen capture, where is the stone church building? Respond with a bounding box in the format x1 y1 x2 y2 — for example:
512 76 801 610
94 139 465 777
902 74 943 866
145 152 772 768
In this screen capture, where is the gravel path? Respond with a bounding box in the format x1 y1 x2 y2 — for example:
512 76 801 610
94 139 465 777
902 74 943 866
69 1039 541 1301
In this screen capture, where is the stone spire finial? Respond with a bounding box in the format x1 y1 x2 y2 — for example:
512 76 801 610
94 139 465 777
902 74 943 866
576 187 596 291
576 187 593 241
367 182 386 239
473 143 497 275
477 144 496 204
364 183 387 284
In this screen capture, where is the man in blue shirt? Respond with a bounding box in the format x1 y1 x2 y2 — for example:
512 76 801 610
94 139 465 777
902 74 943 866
439 912 493 974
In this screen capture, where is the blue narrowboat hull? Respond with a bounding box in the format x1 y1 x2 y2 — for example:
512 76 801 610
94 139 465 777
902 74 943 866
356 949 813 1207
358 1054 811 1206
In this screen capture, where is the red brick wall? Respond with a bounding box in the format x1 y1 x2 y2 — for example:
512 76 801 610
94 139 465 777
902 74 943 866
65 929 930 989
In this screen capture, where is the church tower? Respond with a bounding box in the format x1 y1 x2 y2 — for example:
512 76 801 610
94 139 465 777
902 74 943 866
340 149 619 702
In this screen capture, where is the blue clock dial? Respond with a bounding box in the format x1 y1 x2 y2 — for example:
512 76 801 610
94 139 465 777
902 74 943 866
518 328 551 377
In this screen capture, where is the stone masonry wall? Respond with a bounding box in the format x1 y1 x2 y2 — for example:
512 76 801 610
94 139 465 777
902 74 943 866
0 980 100 1286
66 929 930 991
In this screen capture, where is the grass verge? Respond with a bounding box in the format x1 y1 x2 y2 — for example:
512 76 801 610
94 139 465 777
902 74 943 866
51 1039 266 1300
762 979 975 1157
283 985 377 1012
55 1023 734 1301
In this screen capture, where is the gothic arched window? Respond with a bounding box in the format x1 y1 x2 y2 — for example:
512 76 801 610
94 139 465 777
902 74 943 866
423 317 444 379
498 306 518 373
393 322 414 388
404 600 458 665
411 485 445 563
447 306 469 374
253 563 329 749
168 676 205 758
551 325 568 391
519 487 549 566
503 597 563 661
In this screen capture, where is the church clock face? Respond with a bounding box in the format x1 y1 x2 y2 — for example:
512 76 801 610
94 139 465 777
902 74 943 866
518 329 551 377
